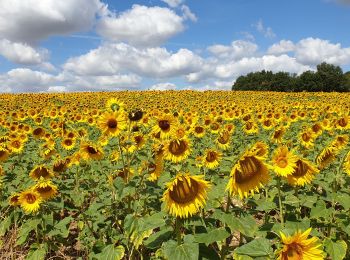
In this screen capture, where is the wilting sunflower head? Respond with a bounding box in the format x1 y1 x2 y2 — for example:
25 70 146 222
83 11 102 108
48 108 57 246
316 146 338 170
272 146 299 177
249 141 268 158
32 179 58 200
9 193 21 206
277 228 324 260
162 173 211 218
202 149 222 169
0 147 9 162
29 165 54 180
80 142 104 161
286 158 319 187
216 130 231 150
226 153 270 199
18 190 43 214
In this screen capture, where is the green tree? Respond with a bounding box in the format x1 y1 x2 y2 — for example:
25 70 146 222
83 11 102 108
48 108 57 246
315 62 346 92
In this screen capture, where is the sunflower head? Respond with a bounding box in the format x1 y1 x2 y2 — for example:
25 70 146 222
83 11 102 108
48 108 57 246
286 158 319 187
33 179 58 200
18 190 43 214
202 149 222 169
0 147 9 162
277 228 324 260
80 142 104 161
29 165 54 180
162 173 211 218
272 146 299 177
164 137 191 163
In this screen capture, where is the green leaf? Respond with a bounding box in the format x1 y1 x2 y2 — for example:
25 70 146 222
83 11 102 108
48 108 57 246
47 216 73 238
144 227 173 249
94 244 125 260
163 235 199 260
194 228 230 244
229 215 259 237
324 238 347 260
234 238 273 258
310 200 330 221
25 248 46 260
337 194 350 210
16 219 41 246
0 216 12 236
255 200 277 211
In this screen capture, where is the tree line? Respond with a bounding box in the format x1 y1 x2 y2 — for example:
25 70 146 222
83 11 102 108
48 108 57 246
232 62 350 92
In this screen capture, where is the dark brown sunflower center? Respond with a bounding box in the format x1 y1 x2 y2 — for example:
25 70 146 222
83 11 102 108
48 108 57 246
134 135 143 144
210 122 220 130
235 156 262 184
284 242 303 259
218 132 230 144
245 122 253 130
87 146 98 154
25 194 37 204
274 130 283 139
312 124 321 133
0 150 7 158
107 119 118 129
34 168 50 178
10 195 19 204
195 126 204 134
53 161 67 172
148 163 156 173
169 178 199 204
264 120 272 126
276 157 288 168
302 133 311 142
338 118 347 127
206 151 218 162
64 139 73 146
33 128 44 136
12 141 21 148
37 186 53 193
293 160 308 177
158 120 170 131
169 140 187 155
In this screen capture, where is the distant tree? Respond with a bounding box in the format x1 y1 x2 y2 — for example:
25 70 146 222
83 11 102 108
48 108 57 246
343 71 350 91
315 62 346 92
296 71 320 92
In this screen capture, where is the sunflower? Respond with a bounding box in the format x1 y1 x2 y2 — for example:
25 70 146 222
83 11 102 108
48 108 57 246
61 138 76 150
162 173 211 218
32 127 45 139
286 158 319 187
192 125 206 138
9 193 21 206
98 111 126 137
32 179 58 200
80 142 104 161
316 146 338 170
29 165 54 180
216 130 231 150
8 138 24 153
226 150 270 199
152 114 178 140
271 126 285 144
18 190 42 214
243 121 259 135
0 147 9 162
331 135 348 150
277 228 324 260
53 157 69 173
343 151 350 176
299 130 315 149
202 149 222 169
106 97 124 112
250 141 268 158
272 146 299 177
164 137 191 163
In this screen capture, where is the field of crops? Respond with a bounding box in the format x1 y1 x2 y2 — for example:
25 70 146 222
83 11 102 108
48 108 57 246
0 90 350 259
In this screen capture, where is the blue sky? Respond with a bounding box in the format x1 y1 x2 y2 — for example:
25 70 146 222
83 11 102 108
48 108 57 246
0 0 349 92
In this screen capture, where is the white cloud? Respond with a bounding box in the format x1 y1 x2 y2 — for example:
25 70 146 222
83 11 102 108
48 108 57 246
294 37 350 65
267 40 295 55
0 0 106 44
0 39 49 65
96 5 184 47
63 43 203 78
207 40 258 60
161 0 184 8
254 19 276 38
150 82 177 90
181 5 197 22
47 86 68 92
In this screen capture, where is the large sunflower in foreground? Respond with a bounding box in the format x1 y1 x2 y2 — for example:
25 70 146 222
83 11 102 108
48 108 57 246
272 146 298 177
98 111 126 137
286 158 319 187
226 150 270 199
18 190 43 214
162 173 210 218
277 228 324 260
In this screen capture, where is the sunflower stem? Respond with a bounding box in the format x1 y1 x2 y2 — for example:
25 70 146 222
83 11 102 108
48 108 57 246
294 186 300 220
175 217 182 245
225 192 231 213
277 177 284 227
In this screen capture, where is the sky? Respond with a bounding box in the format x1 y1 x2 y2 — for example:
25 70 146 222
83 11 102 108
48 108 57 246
0 0 350 92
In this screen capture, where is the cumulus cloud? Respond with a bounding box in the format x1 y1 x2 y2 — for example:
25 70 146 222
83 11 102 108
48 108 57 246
63 43 203 78
0 39 49 65
254 19 276 38
294 37 350 65
207 40 258 60
161 0 184 8
150 82 177 90
181 5 197 22
0 0 106 44
96 5 185 47
267 40 295 55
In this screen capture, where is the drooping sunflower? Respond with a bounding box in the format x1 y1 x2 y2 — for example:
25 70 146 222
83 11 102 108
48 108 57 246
164 137 191 163
343 151 350 176
29 165 54 180
316 146 338 170
276 228 324 260
32 179 58 200
0 147 9 162
226 150 270 199
9 193 21 206
80 142 104 161
250 141 268 158
216 130 231 150
18 190 43 214
98 111 126 137
202 149 222 169
272 146 299 177
52 157 69 173
286 158 319 187
162 173 211 218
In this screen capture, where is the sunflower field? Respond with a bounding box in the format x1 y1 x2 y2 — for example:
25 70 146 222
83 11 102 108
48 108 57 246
0 90 350 259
